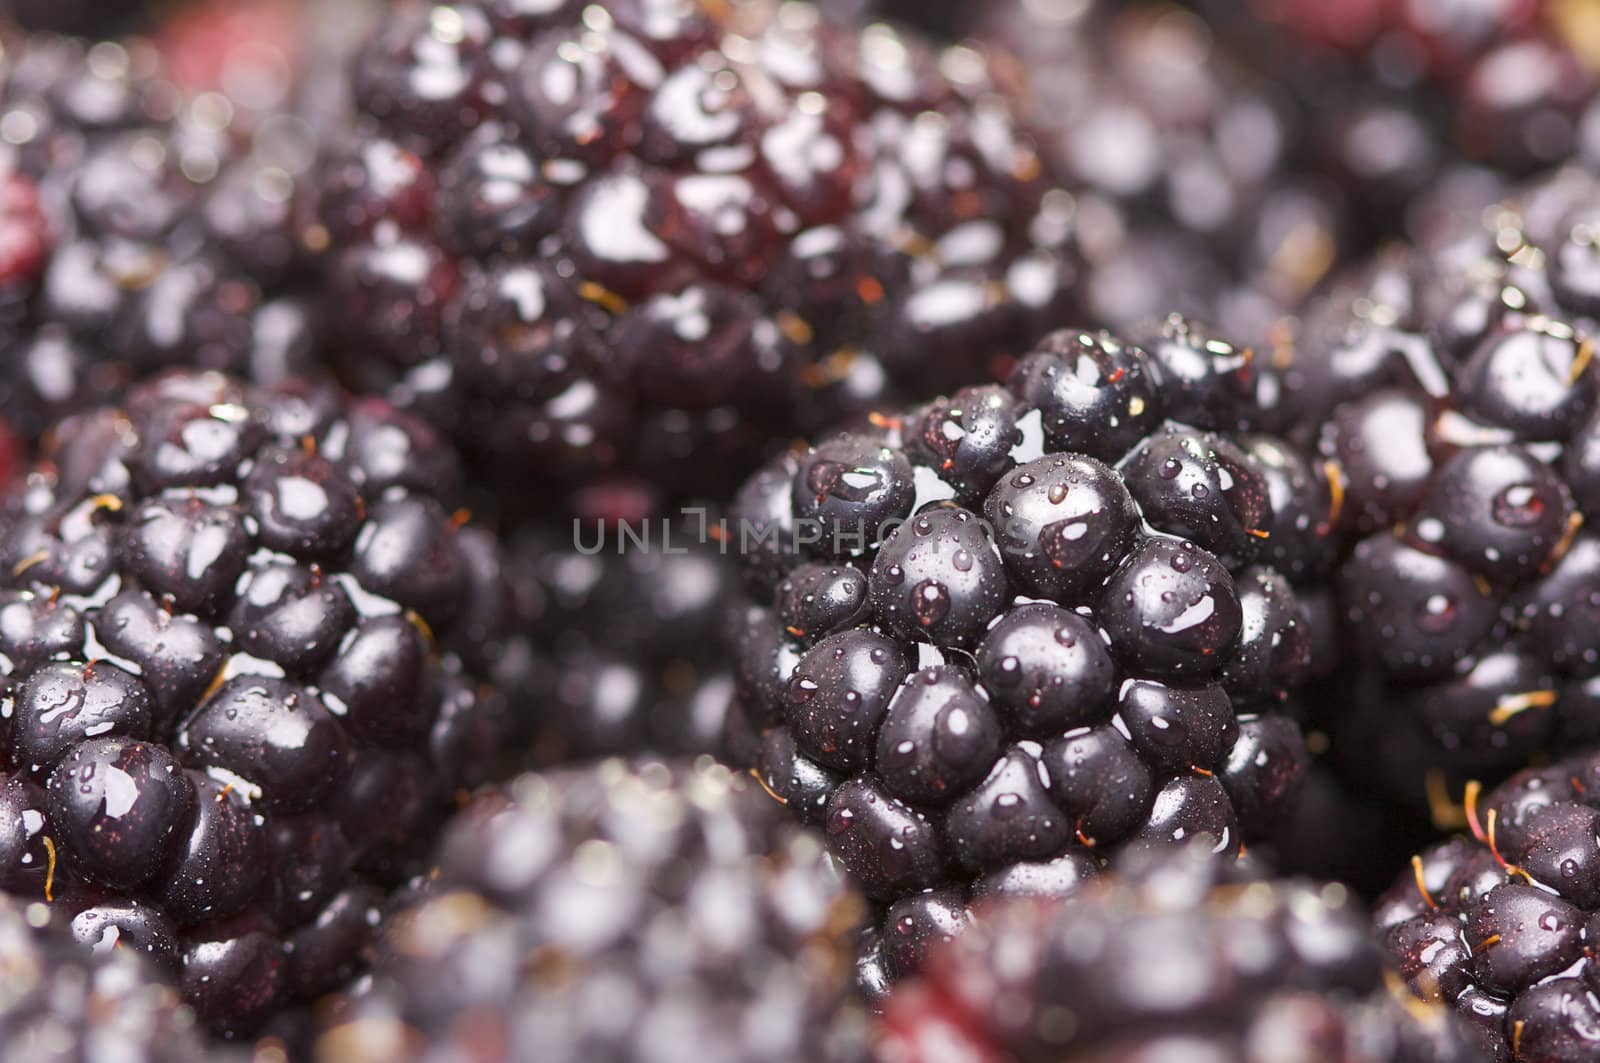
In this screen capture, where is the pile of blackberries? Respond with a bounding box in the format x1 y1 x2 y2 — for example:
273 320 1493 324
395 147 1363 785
3 0 1600 1058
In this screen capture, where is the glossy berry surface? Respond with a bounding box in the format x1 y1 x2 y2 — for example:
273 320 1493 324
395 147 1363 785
317 0 1077 506
881 843 1473 1063
314 758 869 1063
0 371 529 1034
726 322 1335 992
1375 747 1600 1063
1285 165 1600 809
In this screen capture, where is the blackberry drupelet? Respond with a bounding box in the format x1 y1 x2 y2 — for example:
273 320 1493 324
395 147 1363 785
0 890 205 1062
1278 164 1600 809
725 320 1336 992
1376 746 1600 1062
315 0 1077 505
0 30 320 445
313 757 869 1063
0 370 527 1034
881 842 1472 1063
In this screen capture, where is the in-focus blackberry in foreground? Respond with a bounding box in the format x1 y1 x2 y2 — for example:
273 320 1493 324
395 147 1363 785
315 0 1077 505
314 757 869 1063
0 370 529 1034
1280 163 1600 810
725 319 1338 991
881 843 1471 1062
0 890 204 1061
0 27 321 446
1377 746 1600 1061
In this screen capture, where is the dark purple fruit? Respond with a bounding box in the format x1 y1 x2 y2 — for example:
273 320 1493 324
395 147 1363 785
725 321 1324 992
315 759 869 1061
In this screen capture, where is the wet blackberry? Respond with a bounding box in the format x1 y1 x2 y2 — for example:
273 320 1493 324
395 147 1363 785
316 0 1077 506
0 30 321 445
0 890 205 1060
1277 164 1600 809
1375 746 1600 1062
725 321 1335 991
0 370 527 1034
881 842 1472 1063
313 757 869 1063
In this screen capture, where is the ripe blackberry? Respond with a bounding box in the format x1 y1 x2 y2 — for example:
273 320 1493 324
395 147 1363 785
0 370 527 1034
1376 746 1600 1062
1278 164 1600 808
880 842 1472 1063
0 890 205 1060
315 0 1077 505
0 29 320 445
313 757 869 1063
725 321 1335 990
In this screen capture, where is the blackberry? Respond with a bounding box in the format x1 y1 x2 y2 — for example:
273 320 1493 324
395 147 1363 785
0 370 527 1034
0 890 205 1060
881 842 1472 1062
315 0 1077 506
1279 164 1600 808
1375 746 1600 1062
0 30 321 445
313 757 869 1063
725 320 1335 991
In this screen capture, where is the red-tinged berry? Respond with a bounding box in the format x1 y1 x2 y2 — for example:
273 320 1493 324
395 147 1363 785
315 0 1078 508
